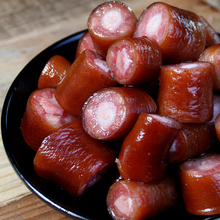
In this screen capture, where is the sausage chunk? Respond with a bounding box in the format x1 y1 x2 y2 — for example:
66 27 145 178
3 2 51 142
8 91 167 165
157 62 213 123
134 2 206 64
179 154 220 216
83 87 157 140
107 177 178 220
34 119 117 197
88 1 137 57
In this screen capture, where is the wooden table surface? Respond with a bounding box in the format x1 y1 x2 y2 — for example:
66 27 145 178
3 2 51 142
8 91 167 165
0 0 220 219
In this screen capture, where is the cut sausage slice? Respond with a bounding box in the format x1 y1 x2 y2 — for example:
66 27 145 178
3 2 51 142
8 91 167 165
157 62 214 123
75 31 96 58
38 55 71 89
55 50 118 118
117 113 182 183
106 36 162 85
134 2 206 64
134 3 168 45
21 88 75 151
88 1 137 57
179 154 220 215
34 119 117 197
107 177 178 220
83 87 157 140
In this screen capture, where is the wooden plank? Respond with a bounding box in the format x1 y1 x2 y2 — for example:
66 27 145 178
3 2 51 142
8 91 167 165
0 194 72 220
202 0 220 10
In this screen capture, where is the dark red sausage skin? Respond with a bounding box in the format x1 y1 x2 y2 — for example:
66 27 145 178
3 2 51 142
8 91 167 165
88 1 137 57
106 176 178 220
134 2 206 64
200 16 220 48
21 88 74 151
38 55 71 89
55 50 117 118
75 31 96 58
106 36 162 85
169 123 211 164
198 44 220 91
34 119 117 197
179 154 220 215
117 113 182 183
83 87 157 141
157 62 214 123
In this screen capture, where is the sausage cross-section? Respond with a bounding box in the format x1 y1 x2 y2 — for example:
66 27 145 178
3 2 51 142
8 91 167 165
21 88 74 151
106 36 162 85
83 87 157 140
88 1 137 57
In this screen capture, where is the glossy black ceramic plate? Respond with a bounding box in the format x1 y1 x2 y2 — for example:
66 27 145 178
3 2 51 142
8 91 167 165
2 30 220 220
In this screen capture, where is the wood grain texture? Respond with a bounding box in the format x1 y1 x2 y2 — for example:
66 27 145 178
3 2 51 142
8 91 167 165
0 194 72 220
0 0 220 219
202 0 220 10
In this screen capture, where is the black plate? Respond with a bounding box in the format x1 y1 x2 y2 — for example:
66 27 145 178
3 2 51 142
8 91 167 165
2 30 220 220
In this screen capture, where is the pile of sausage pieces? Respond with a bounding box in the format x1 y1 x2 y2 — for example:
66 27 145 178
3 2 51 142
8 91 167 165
21 1 220 219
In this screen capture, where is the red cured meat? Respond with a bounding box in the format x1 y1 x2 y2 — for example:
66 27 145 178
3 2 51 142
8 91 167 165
21 88 74 151
107 176 178 220
38 55 71 89
198 44 220 91
179 154 220 215
117 113 182 183
75 31 96 58
55 50 117 118
106 36 162 85
83 87 157 140
168 123 210 164
134 2 206 64
88 1 137 57
157 62 214 123
34 119 117 197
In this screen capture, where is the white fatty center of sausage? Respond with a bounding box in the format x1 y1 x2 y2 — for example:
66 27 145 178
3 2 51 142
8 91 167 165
116 47 132 78
182 155 220 175
146 13 162 39
97 101 117 130
94 59 109 72
114 195 133 215
35 90 74 128
199 160 216 171
194 158 219 173
102 10 122 31
39 96 64 125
